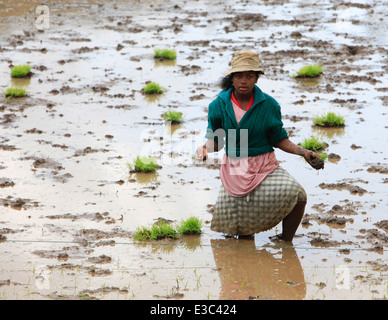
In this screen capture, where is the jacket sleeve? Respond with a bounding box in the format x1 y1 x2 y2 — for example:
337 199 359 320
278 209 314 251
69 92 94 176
205 98 225 144
267 100 289 146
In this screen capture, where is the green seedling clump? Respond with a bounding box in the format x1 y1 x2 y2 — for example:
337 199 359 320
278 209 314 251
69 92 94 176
293 64 323 78
128 156 160 173
142 82 164 94
154 49 177 60
133 222 178 241
133 216 203 241
132 226 152 241
5 87 27 98
300 136 328 162
177 217 202 235
313 112 345 127
300 137 328 161
317 152 328 162
300 136 327 152
11 64 31 78
162 110 183 124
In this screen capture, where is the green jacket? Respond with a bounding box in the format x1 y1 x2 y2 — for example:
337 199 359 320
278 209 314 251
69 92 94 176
205 85 288 158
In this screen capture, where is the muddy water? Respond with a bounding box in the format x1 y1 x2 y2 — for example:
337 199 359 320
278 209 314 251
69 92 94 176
0 0 387 300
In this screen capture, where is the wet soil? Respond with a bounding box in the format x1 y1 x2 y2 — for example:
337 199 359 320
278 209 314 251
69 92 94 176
0 0 387 300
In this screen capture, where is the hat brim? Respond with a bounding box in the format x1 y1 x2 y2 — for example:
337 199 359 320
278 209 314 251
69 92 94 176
225 67 264 76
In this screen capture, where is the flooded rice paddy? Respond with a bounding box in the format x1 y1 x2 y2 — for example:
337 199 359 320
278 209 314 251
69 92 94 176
0 0 387 299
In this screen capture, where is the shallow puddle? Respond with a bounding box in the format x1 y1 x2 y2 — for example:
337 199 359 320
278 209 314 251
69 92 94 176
0 0 387 300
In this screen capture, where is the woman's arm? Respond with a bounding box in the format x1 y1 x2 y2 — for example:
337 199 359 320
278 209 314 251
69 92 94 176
274 138 324 170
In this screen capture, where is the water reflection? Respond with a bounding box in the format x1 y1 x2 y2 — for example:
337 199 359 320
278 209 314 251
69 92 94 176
130 172 158 184
142 92 164 104
294 77 321 87
164 122 182 135
11 77 31 88
147 235 202 253
154 60 177 68
211 239 306 300
312 125 345 139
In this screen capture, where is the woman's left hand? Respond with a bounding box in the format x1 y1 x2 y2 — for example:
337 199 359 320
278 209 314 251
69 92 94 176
274 138 324 170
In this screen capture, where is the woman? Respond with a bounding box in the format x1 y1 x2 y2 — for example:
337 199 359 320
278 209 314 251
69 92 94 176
196 51 323 242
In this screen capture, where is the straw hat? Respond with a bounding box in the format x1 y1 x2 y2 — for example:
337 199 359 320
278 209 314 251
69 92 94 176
225 50 264 76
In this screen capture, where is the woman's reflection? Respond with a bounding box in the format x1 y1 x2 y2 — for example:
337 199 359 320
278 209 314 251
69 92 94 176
211 238 306 300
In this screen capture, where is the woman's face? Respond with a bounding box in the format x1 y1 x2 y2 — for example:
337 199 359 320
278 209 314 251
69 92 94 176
232 71 258 96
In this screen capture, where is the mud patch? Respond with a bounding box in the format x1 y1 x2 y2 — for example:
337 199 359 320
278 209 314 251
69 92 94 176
360 229 388 250
0 196 39 210
0 113 17 127
33 245 94 261
0 178 14 188
31 157 63 171
317 215 353 228
0 228 22 243
73 147 109 157
0 144 17 151
367 164 388 174
375 220 388 233
87 254 112 264
47 262 112 277
81 286 128 296
74 228 131 242
319 182 367 195
20 156 72 183
307 202 363 228
46 212 107 222
33 250 70 261
308 233 352 248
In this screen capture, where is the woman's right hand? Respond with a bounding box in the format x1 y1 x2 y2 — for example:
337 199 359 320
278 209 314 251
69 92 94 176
195 146 207 161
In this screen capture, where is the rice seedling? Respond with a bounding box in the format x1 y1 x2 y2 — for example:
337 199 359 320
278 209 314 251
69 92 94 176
162 110 183 124
292 64 323 78
132 226 151 241
300 136 327 152
133 222 178 241
5 87 26 98
151 222 178 240
317 152 328 162
11 64 31 78
154 48 177 60
177 217 202 235
301 136 328 163
128 156 160 173
133 216 203 241
142 82 164 94
313 112 345 127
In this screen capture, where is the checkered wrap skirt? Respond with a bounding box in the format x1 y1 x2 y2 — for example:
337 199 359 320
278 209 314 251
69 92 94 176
210 166 307 236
